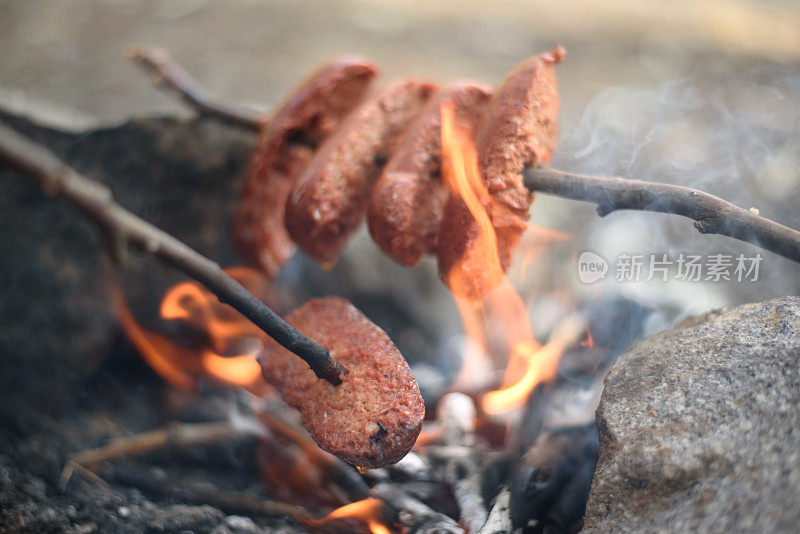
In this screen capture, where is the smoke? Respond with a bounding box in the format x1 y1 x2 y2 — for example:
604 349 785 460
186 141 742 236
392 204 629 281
542 64 800 322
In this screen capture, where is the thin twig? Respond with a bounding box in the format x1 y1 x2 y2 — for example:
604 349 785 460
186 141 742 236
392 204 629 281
0 122 347 385
525 167 800 264
127 46 264 130
59 421 246 490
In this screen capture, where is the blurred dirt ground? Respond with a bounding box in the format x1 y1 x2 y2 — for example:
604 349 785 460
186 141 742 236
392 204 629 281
2 0 800 131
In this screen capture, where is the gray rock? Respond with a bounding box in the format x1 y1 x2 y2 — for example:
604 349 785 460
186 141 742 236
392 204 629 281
583 297 800 533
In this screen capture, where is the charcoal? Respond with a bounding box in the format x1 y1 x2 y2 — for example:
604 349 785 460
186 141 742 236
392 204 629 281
541 451 597 533
479 452 512 506
509 424 598 531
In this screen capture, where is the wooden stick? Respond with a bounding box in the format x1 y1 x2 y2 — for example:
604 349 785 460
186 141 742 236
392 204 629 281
525 167 800 264
127 46 264 130
0 122 347 385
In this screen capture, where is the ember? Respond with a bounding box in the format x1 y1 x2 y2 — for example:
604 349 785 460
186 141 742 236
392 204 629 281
309 498 391 534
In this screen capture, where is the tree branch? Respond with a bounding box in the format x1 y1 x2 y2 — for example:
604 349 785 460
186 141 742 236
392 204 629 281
525 167 800 264
127 46 264 130
0 121 347 385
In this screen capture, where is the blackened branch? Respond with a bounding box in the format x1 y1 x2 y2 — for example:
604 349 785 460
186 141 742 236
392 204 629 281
127 46 264 130
0 122 347 385
525 167 800 264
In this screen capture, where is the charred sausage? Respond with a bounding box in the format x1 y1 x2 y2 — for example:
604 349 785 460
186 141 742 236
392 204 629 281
258 297 425 468
437 47 564 300
284 80 437 264
367 82 493 266
234 58 378 277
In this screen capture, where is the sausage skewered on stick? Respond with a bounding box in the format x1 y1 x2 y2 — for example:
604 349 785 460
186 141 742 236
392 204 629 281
130 47 800 281
259 297 425 468
285 80 438 263
0 121 347 385
368 81 493 266
234 58 378 277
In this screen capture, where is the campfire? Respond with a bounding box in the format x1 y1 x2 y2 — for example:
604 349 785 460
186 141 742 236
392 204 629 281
100 49 598 531
2 33 800 534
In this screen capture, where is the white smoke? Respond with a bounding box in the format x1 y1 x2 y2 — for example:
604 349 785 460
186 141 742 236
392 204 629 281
526 64 800 325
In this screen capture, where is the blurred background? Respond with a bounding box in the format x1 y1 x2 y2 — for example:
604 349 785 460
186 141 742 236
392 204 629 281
2 0 800 330
1 0 799 128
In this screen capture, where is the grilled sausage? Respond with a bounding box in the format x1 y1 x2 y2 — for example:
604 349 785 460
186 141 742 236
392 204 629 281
437 47 564 300
367 82 493 266
284 80 437 264
258 297 425 468
234 58 378 277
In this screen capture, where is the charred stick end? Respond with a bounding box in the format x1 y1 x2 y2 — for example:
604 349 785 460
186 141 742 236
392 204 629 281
310 347 348 385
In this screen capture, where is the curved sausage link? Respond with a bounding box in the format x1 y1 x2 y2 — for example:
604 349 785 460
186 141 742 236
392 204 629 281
234 58 378 277
284 80 437 263
258 297 425 468
368 82 493 266
437 47 564 300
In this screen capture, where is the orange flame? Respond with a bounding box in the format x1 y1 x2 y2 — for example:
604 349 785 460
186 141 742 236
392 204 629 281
580 326 596 348
440 100 565 415
309 498 392 534
440 101 504 293
115 267 269 394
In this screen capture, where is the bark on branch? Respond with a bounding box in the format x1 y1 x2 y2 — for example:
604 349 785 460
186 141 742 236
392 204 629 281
0 121 347 385
127 46 264 130
524 167 800 264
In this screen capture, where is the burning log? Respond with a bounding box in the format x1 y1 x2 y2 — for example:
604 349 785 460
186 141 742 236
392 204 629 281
478 485 512 534
428 393 488 532
0 121 347 386
509 425 598 532
371 483 464 533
